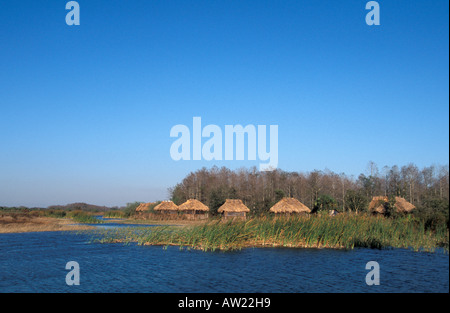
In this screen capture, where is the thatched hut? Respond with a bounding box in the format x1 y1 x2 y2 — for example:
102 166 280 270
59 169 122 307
178 199 210 220
269 197 311 215
369 196 388 214
135 202 155 212
369 196 415 214
153 201 179 215
394 197 416 213
217 199 250 220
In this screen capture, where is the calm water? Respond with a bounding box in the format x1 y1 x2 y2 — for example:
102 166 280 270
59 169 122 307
80 216 163 230
0 228 448 293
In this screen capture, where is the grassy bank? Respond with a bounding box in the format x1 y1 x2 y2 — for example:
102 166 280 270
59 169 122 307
0 212 95 233
0 210 101 233
42 210 104 224
91 214 449 252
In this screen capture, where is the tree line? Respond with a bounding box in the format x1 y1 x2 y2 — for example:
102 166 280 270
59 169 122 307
169 162 449 228
0 202 116 213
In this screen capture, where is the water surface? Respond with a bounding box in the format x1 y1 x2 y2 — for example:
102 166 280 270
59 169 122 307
0 230 448 293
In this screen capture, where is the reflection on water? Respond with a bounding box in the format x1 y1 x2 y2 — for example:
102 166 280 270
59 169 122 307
0 231 448 293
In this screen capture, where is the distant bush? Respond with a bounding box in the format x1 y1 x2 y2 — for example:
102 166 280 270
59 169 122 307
103 210 126 218
313 194 338 213
123 202 142 217
67 211 102 224
47 202 110 212
414 198 449 231
43 210 67 218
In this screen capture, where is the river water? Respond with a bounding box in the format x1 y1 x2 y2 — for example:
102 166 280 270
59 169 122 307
0 225 448 293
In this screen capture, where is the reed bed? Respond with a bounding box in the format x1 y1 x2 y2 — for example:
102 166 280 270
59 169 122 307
67 211 103 224
103 210 127 218
89 214 449 252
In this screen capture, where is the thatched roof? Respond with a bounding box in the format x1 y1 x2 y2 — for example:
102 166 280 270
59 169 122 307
135 202 155 212
369 196 415 214
178 199 209 212
269 197 311 214
368 196 388 214
217 199 250 213
394 197 416 213
153 201 179 211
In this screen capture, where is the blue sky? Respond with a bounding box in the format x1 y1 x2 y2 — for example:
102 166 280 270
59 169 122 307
0 0 448 207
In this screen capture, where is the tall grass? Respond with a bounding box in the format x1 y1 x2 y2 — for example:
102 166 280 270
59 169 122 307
103 210 127 218
67 211 103 224
91 214 449 252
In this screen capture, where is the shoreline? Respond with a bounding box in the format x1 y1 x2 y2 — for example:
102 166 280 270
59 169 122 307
2 215 448 254
116 238 348 251
90 215 449 253
0 215 202 234
0 216 96 234
124 217 210 226
97 236 448 253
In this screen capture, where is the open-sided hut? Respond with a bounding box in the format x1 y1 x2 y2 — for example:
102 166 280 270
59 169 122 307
217 199 250 220
269 197 311 215
369 196 415 214
153 201 179 215
178 199 210 220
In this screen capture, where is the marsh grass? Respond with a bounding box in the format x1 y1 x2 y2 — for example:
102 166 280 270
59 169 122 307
89 214 449 252
67 211 103 224
103 210 127 218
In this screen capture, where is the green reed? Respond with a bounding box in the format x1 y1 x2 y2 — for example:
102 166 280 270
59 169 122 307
89 214 448 252
103 210 127 218
67 211 103 224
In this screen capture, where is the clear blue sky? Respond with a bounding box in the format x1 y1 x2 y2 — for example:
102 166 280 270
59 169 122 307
1 0 448 207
